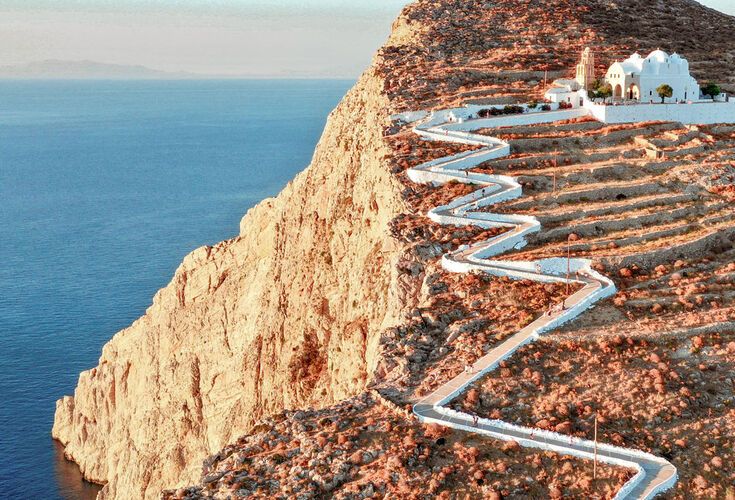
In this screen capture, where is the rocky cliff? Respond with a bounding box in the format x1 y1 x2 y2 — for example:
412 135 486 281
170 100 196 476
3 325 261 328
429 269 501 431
52 68 421 498
55 0 735 498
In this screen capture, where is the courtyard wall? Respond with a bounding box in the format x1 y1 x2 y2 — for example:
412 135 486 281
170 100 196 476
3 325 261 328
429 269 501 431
586 100 735 125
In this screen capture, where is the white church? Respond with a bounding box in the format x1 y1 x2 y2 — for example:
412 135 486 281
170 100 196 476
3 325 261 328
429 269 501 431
539 47 733 125
545 47 703 104
606 50 700 103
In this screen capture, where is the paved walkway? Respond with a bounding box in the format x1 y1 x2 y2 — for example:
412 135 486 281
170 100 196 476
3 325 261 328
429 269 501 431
404 109 678 499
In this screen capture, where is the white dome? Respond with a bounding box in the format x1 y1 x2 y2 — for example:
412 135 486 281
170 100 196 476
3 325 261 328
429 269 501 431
602 48 700 103
646 49 669 63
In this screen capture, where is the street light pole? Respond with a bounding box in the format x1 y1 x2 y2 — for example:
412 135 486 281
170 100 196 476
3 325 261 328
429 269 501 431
566 236 571 298
594 415 599 480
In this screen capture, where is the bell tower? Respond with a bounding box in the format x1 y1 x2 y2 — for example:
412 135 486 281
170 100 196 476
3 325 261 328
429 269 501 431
575 47 596 90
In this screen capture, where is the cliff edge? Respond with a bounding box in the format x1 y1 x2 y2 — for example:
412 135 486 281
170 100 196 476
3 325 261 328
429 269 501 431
52 69 420 498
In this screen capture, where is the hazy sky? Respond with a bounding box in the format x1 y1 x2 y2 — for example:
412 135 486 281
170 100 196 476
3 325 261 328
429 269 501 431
1 0 733 78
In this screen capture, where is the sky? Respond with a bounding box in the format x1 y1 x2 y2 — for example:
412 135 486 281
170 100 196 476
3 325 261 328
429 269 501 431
0 0 733 78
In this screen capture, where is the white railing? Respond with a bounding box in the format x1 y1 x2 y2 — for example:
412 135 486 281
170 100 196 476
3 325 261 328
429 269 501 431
400 105 678 499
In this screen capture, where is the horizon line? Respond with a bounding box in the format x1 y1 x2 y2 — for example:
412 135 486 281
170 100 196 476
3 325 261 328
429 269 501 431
0 76 358 81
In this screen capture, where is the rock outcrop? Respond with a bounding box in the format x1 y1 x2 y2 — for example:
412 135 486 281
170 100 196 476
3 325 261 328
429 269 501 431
52 70 421 498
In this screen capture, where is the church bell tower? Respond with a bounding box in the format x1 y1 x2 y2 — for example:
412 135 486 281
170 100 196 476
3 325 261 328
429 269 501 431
575 47 596 90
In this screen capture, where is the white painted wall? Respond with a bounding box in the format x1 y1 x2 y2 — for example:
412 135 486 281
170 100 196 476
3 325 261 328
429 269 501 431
585 100 735 125
545 89 576 104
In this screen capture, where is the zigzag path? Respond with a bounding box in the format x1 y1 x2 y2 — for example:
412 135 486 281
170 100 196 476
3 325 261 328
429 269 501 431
400 108 678 499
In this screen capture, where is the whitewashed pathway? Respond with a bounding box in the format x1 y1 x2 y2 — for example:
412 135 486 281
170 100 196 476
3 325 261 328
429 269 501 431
401 108 678 499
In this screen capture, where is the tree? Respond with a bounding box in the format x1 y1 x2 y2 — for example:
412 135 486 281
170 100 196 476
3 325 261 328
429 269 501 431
596 83 613 103
702 82 722 100
657 84 673 103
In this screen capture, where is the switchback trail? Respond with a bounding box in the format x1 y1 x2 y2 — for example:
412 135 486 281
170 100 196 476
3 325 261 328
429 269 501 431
400 107 678 499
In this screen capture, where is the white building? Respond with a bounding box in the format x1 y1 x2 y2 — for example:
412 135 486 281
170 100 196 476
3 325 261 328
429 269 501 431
605 50 700 103
544 47 596 106
544 79 582 105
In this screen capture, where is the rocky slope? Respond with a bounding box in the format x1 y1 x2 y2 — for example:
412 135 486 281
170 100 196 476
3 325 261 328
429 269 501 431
162 394 631 499
450 117 735 498
55 0 735 498
52 71 422 498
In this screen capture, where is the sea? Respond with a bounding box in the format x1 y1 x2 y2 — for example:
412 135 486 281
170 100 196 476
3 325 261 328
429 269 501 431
0 79 354 499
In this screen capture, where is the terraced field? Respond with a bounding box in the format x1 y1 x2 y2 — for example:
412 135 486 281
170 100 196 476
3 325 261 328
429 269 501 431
474 120 735 269
452 117 735 498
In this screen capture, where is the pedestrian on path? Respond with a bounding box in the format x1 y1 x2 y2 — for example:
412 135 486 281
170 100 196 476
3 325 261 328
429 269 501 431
473 414 479 427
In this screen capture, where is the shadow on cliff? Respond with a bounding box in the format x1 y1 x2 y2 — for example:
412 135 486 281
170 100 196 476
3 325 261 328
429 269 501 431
53 441 102 500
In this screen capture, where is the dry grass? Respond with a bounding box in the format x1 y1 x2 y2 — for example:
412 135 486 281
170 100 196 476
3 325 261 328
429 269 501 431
163 394 632 499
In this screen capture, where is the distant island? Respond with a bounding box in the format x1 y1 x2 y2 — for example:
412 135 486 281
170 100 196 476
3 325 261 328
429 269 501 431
0 60 352 80
0 60 205 80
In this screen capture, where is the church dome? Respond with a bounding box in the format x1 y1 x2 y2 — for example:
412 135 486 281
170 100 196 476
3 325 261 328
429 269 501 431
646 49 669 63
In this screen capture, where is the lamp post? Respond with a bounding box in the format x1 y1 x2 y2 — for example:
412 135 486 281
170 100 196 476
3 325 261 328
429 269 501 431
566 235 572 296
594 414 598 480
565 233 579 307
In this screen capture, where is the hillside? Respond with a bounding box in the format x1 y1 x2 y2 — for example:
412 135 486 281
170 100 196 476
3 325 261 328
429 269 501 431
55 0 735 498
380 0 735 111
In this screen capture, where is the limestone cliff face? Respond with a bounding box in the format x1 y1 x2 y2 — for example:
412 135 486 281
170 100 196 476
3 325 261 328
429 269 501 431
52 70 419 498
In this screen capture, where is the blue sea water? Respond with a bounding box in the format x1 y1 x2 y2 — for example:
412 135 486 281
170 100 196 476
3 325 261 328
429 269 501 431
0 79 353 499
